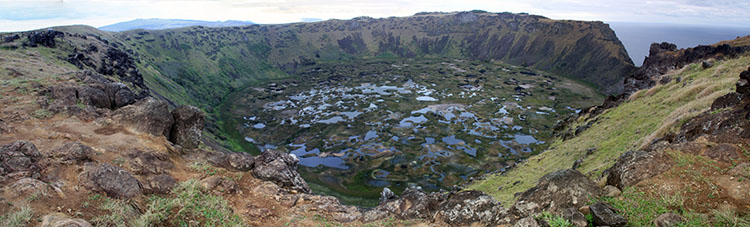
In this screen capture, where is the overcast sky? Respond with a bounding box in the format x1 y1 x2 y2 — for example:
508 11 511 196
2 0 750 32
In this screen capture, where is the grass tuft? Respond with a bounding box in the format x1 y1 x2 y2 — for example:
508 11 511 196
0 206 33 227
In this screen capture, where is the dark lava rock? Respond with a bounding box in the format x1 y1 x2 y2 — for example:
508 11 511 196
81 163 143 199
252 149 310 193
25 30 64 48
98 48 145 88
711 92 742 110
3 34 20 43
76 86 110 109
516 169 602 213
653 212 685 227
607 150 673 189
590 202 627 227
169 105 205 149
143 174 176 194
702 60 714 68
49 142 94 164
738 66 750 95
0 140 43 184
112 97 174 137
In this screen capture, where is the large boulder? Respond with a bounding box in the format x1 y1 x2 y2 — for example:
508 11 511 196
0 140 43 184
607 150 673 189
80 163 142 198
76 86 110 109
737 66 750 95
516 169 602 213
112 97 174 137
251 149 310 193
169 105 205 149
49 142 94 164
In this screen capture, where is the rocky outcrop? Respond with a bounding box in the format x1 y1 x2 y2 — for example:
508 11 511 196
365 187 509 225
0 140 43 184
25 30 64 48
252 149 310 193
624 42 750 95
676 66 750 142
607 150 674 189
112 97 174 137
169 105 205 149
80 163 143 199
516 169 602 213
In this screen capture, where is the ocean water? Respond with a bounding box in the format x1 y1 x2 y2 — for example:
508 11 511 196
609 22 750 66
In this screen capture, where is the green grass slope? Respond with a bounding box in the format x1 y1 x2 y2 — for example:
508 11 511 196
469 54 750 205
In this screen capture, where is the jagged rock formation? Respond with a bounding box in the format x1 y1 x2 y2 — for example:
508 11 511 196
624 41 750 95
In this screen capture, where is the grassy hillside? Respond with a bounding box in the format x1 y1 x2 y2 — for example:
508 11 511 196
469 54 749 205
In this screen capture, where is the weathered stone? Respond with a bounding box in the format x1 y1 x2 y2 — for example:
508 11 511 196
711 92 742 110
252 149 310 193
123 149 173 175
81 163 142 198
561 208 587 227
1 140 42 184
9 177 51 196
169 105 204 149
607 150 673 189
604 185 622 197
143 174 176 194
49 142 94 164
76 86 110 109
653 212 685 227
200 176 239 194
112 97 174 137
41 213 92 227
516 169 602 213
590 202 627 227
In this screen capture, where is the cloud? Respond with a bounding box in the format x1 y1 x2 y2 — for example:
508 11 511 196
0 0 749 32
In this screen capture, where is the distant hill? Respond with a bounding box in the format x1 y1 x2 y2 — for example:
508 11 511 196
609 22 750 66
99 18 254 32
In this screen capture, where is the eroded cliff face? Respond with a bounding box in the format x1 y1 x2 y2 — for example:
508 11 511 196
119 11 635 112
